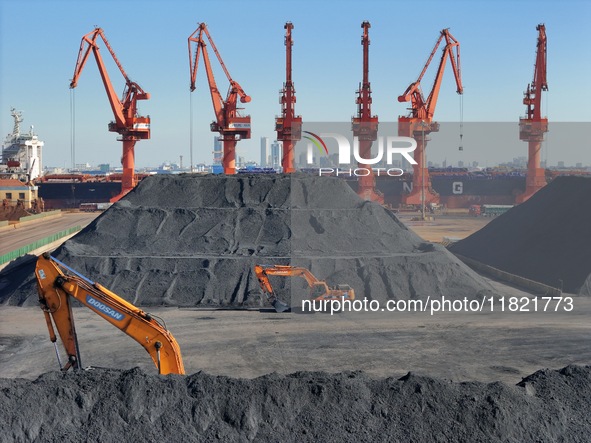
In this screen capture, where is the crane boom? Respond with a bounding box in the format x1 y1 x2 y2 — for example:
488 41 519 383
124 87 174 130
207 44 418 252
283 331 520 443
70 28 150 202
398 28 463 208
188 23 251 174
275 22 302 173
398 29 462 120
516 24 548 203
36 254 185 375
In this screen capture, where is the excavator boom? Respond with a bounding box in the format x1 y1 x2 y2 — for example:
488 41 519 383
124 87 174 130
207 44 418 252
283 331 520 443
36 254 184 375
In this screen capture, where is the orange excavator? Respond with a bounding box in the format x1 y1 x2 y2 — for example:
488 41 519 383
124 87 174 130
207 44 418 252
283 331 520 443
254 265 355 312
35 253 184 375
70 28 151 202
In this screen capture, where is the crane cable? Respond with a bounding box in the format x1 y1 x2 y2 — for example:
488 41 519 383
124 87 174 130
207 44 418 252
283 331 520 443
458 93 464 151
69 89 76 171
543 89 549 167
189 91 194 173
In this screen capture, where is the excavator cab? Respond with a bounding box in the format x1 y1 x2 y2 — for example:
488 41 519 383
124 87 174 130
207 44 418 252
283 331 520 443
310 282 330 300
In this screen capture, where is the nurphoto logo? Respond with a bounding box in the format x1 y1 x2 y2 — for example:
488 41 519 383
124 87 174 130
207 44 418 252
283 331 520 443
302 131 417 177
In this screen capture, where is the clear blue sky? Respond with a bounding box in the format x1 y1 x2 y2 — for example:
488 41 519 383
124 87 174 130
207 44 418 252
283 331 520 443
1 0 590 168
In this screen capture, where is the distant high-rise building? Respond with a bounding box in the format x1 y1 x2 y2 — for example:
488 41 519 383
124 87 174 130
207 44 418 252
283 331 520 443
213 136 222 165
513 157 527 168
271 141 282 169
298 151 307 168
260 137 270 167
576 162 583 168
458 161 464 168
557 161 565 168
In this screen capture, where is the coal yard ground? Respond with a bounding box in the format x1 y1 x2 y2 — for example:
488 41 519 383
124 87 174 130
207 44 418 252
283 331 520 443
1 174 591 442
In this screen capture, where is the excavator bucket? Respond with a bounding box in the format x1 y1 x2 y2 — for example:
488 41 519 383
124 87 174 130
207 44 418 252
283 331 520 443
271 298 291 313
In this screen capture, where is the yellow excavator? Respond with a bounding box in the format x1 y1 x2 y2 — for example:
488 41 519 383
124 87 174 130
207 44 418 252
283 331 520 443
35 253 185 375
254 264 355 312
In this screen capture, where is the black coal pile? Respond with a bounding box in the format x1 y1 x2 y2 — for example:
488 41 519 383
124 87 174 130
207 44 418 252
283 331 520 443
1 365 590 442
1 174 492 307
450 176 591 295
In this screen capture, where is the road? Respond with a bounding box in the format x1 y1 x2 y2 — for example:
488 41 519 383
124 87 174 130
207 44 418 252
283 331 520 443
0 212 99 256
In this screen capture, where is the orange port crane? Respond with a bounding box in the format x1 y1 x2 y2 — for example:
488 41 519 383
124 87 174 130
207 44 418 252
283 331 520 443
70 28 150 202
189 23 251 174
275 22 302 173
516 24 548 204
398 28 463 207
352 21 383 203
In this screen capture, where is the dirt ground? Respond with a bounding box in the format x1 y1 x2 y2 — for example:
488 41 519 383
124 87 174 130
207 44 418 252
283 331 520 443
1 277 589 384
398 213 491 243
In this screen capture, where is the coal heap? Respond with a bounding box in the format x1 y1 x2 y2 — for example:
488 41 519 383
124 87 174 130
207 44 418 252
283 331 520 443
1 174 492 306
1 365 590 442
450 176 591 295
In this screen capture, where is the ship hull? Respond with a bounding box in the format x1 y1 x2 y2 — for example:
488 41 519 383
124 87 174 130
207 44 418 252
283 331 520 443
37 174 526 209
38 182 122 209
348 175 526 208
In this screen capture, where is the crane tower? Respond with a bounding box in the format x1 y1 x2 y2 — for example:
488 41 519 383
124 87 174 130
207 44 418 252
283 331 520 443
516 24 548 204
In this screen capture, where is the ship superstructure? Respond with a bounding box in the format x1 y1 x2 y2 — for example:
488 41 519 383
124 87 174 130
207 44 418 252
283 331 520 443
1 108 43 181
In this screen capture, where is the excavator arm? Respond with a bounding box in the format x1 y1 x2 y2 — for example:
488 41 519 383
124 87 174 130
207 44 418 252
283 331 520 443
35 253 184 375
254 265 291 313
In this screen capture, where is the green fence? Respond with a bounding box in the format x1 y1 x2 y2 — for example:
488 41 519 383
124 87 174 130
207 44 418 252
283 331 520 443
18 210 61 223
0 225 82 266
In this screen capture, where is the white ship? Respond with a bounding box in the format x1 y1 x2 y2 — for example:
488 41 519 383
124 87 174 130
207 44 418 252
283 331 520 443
1 108 44 181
